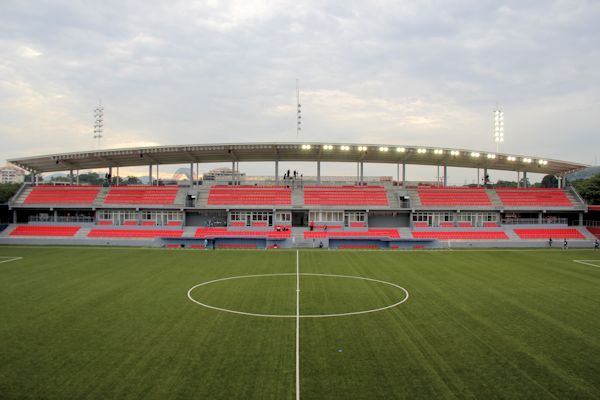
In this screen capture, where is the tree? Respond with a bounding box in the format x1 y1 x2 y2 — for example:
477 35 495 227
0 183 21 203
571 173 600 205
125 176 142 185
540 175 558 188
495 180 518 188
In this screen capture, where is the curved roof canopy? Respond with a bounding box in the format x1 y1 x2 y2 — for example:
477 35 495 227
8 142 587 175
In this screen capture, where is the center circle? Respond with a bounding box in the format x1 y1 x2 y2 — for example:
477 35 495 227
187 273 409 318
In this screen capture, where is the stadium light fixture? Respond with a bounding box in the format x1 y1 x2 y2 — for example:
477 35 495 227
450 150 460 156
507 156 516 161
301 144 311 150
417 148 427 154
396 147 405 153
487 154 496 159
538 159 548 165
340 145 350 151
471 152 480 158
433 149 443 155
494 109 504 152
358 146 368 151
379 146 389 152
523 158 532 163
323 145 333 150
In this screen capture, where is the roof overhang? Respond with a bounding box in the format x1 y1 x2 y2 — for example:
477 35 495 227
8 142 588 175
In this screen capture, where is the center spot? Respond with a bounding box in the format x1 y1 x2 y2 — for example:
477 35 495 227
187 273 409 318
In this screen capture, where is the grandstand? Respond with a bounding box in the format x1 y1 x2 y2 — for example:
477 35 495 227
2 142 597 249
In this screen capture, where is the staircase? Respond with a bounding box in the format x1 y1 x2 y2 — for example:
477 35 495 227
0 225 17 237
564 188 586 209
11 186 32 205
291 187 304 208
387 189 401 209
397 227 413 239
174 187 188 206
194 187 210 208
486 189 503 209
93 187 110 208
406 188 421 208
291 228 314 247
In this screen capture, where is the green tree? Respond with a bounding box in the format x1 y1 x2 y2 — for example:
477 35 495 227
0 183 22 203
125 176 142 185
540 175 558 188
571 173 600 205
495 180 518 188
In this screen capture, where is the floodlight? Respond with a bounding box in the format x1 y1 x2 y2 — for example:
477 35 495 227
434 149 443 155
450 150 460 156
487 154 496 159
323 145 333 150
301 144 311 150
358 146 368 151
379 146 388 152
471 152 480 158
417 148 427 154
396 147 405 153
340 145 350 151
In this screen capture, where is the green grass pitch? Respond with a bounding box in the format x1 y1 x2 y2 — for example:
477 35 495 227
1 246 599 399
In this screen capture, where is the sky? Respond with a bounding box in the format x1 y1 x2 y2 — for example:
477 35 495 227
1 0 599 184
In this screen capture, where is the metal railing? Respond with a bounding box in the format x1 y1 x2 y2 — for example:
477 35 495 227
501 218 568 225
29 215 95 223
583 220 600 227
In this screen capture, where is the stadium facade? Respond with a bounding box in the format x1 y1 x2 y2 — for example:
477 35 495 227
1 142 599 248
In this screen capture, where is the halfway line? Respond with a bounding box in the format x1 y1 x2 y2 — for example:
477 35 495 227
295 250 300 400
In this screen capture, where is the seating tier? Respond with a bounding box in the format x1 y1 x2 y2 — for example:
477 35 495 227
496 188 572 207
10 225 81 237
195 227 290 239
87 229 183 238
411 231 508 240
417 187 492 206
513 228 585 239
304 229 399 239
104 186 179 205
208 186 291 205
304 186 388 206
588 227 600 239
24 186 101 205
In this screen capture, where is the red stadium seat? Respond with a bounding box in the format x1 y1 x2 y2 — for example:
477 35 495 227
208 186 291 205
304 186 389 206
304 229 400 240
496 188 573 207
87 229 184 238
195 227 291 239
24 186 101 205
10 225 81 237
513 228 584 239
104 186 179 205
411 231 508 240
417 187 492 207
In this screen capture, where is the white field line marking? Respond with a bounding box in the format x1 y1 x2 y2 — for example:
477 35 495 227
573 260 600 269
187 273 409 318
296 250 300 400
0 256 23 264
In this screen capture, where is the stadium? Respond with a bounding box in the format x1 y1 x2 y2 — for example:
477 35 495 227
1 141 600 399
2 1 600 399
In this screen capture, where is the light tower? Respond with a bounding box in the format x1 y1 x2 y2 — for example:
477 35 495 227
93 102 104 148
296 79 301 139
493 108 504 152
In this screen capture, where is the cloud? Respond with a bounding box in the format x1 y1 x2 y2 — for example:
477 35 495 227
0 0 599 181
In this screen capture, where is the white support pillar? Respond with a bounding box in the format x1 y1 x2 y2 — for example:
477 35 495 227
275 160 279 184
149 164 153 185
317 161 321 184
156 165 159 186
402 163 406 186
443 165 447 187
190 163 194 185
356 162 359 183
232 161 235 185
69 169 74 185
108 167 112 186
116 167 119 186
477 168 480 188
196 163 199 186
523 171 528 188
483 168 488 187
517 171 520 188
396 163 400 184
360 162 364 185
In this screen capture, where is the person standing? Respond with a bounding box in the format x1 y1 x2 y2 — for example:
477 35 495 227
563 239 568 250
594 239 599 251
548 238 553 248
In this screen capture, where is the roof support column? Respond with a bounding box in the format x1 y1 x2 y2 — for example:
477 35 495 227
523 171 528 188
232 161 235 185
402 163 406 186
443 165 447 187
396 163 399 185
108 167 112 186
196 163 199 187
476 168 480 188
356 162 359 184
275 160 279 184
517 171 520 188
116 167 119 186
317 161 321 184
483 168 488 187
149 164 153 186
76 170 80 186
69 169 74 186
190 163 194 186
360 162 364 185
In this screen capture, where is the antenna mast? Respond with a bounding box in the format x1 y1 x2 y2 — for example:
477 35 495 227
93 101 104 149
296 79 301 139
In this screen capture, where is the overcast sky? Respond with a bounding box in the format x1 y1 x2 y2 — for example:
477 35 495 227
1 0 599 184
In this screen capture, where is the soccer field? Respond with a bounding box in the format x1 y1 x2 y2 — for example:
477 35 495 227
0 247 599 399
